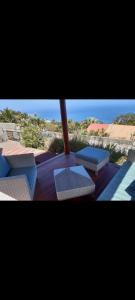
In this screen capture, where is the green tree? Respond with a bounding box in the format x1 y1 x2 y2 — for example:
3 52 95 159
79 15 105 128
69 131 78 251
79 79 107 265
114 113 135 125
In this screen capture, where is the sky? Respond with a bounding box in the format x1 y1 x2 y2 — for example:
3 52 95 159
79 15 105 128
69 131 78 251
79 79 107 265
0 99 133 111
0 100 59 113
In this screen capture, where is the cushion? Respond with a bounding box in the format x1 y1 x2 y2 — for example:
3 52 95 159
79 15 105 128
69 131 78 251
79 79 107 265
8 166 37 193
0 154 11 178
97 161 135 201
75 147 110 164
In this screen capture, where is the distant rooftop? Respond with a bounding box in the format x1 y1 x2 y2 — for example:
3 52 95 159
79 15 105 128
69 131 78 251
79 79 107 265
87 123 109 132
87 123 135 140
106 124 135 140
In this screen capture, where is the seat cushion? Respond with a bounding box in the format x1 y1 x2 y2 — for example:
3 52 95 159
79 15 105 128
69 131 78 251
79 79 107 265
0 154 11 178
8 166 37 193
97 161 135 201
75 146 110 164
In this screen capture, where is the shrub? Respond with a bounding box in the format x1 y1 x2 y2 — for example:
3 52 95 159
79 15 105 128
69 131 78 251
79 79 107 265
88 129 109 137
69 137 89 152
104 144 125 163
21 124 44 149
48 138 64 153
48 136 89 154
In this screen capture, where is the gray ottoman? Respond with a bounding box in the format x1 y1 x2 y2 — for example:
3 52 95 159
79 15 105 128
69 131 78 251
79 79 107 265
75 146 110 175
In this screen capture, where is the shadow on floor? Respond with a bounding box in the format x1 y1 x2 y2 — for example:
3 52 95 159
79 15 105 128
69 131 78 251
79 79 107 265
35 152 57 165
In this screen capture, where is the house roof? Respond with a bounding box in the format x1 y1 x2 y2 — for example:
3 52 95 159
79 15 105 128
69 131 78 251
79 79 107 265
87 123 135 139
105 124 135 140
87 123 109 132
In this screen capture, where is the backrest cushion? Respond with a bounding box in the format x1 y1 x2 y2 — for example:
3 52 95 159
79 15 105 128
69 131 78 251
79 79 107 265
0 155 11 178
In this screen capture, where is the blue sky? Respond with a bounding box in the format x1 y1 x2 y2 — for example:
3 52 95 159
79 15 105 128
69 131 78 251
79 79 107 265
0 99 132 112
0 100 60 113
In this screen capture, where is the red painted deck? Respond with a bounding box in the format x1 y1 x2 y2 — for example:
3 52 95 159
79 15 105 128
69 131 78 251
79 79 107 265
35 152 57 165
34 153 120 201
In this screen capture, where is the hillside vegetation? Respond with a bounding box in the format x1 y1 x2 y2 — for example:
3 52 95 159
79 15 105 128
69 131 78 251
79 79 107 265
0 109 105 149
0 108 103 133
113 113 135 125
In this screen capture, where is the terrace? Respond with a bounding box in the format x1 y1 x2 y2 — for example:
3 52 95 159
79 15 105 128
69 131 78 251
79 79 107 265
0 100 120 201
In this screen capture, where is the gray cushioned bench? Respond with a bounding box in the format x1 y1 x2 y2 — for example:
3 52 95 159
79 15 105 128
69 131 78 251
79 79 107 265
75 146 110 175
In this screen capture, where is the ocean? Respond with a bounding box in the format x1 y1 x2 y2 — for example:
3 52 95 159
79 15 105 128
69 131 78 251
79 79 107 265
0 99 135 123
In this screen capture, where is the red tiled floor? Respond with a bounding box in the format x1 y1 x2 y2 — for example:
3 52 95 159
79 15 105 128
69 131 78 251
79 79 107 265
0 141 44 156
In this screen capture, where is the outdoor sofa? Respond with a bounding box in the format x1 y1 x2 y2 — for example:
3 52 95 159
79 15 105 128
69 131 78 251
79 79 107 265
97 149 135 201
0 153 37 200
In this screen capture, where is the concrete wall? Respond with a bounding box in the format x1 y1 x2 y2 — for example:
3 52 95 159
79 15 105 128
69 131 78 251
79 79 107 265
0 128 8 142
0 123 17 130
85 136 134 155
0 123 21 142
